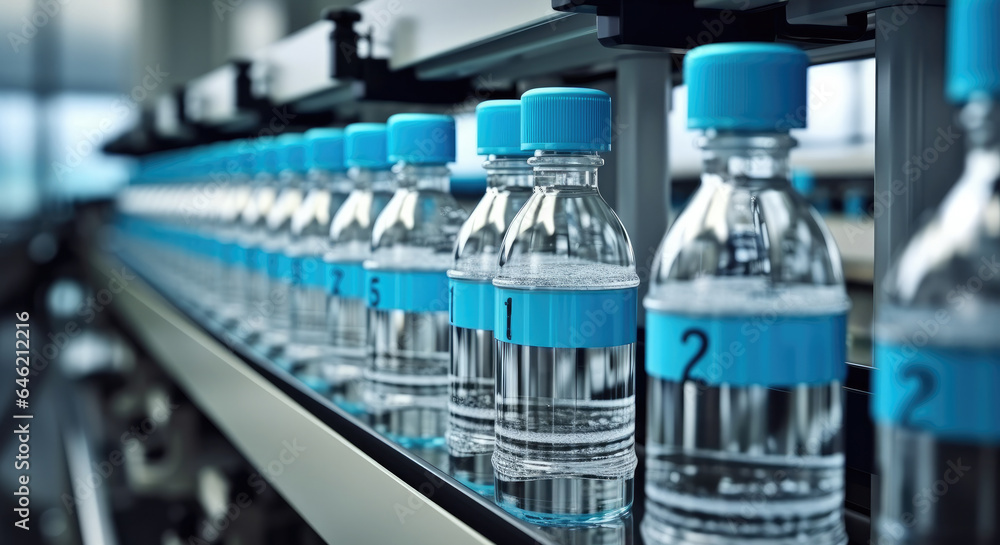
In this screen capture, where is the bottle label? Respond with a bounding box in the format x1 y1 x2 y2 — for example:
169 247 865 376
266 251 294 281
449 279 493 331
494 287 638 349
231 244 248 268
873 342 1000 443
645 312 846 386
365 270 449 312
249 248 265 272
325 262 364 299
293 257 321 287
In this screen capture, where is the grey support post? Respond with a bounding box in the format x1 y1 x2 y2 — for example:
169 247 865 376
873 4 964 300
615 54 672 320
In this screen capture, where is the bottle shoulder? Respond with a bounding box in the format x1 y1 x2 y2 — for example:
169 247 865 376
369 187 468 270
265 187 302 231
882 164 1000 311
494 189 638 289
452 189 532 279
648 180 845 293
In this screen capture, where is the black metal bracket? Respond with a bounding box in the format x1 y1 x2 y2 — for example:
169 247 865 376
324 9 364 80
553 1 872 51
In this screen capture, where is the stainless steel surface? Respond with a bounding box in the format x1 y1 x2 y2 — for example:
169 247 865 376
88 252 492 545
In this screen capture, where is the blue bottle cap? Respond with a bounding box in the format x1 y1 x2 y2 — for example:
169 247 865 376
521 87 612 152
791 168 815 196
276 133 307 174
230 139 255 176
685 43 809 132
476 100 532 156
215 142 239 177
387 113 456 164
947 0 1000 102
249 137 279 176
304 128 345 172
345 123 391 169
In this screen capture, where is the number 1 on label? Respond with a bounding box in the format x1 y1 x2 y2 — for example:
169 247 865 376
504 297 512 340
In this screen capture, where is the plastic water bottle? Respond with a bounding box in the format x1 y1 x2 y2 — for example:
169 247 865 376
364 114 468 446
321 123 394 414
641 44 850 545
286 129 351 370
258 134 306 355
238 138 280 342
874 3 1000 543
214 142 254 327
182 149 216 307
447 100 533 496
493 87 639 524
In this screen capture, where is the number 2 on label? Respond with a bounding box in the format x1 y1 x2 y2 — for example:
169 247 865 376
680 328 709 384
900 363 936 428
330 268 344 295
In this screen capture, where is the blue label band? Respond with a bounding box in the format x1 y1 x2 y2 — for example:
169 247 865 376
293 257 324 287
365 270 449 312
450 279 493 330
494 287 638 349
218 242 236 264
873 342 1000 443
645 312 847 386
266 252 294 281
325 262 364 299
251 248 267 273
231 245 248 268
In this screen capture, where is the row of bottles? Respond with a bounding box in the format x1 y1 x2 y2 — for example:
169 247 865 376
113 7 999 542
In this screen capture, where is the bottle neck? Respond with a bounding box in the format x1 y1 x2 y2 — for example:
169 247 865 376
483 155 533 189
528 151 603 189
960 97 1000 168
349 167 395 192
396 163 450 191
278 170 305 188
307 168 352 193
699 131 795 187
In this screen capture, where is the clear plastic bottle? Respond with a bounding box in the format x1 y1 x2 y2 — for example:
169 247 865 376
874 3 1000 543
286 129 352 370
364 114 468 446
240 138 281 343
257 134 306 356
321 123 394 414
492 87 639 525
182 149 217 307
447 100 534 496
641 44 849 545
214 142 254 327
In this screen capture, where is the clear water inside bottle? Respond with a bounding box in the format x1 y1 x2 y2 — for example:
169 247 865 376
642 283 848 545
365 305 450 447
324 292 368 414
448 324 497 496
874 306 1000 545
493 340 637 524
